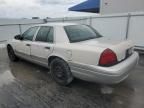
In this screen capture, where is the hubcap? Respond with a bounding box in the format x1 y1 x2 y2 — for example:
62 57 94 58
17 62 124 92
53 64 65 80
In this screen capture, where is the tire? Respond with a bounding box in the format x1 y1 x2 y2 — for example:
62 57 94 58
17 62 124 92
7 46 18 62
50 58 73 86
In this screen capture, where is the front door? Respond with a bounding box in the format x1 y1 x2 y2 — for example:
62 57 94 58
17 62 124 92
15 26 39 59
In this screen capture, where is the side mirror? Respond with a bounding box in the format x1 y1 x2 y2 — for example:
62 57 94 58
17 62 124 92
14 35 23 40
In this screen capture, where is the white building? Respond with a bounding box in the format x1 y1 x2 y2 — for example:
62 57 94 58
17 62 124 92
100 0 144 14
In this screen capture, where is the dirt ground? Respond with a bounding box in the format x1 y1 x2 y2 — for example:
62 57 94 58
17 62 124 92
0 46 144 108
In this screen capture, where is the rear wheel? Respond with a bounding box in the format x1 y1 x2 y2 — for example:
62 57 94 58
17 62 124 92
50 58 73 86
7 46 18 62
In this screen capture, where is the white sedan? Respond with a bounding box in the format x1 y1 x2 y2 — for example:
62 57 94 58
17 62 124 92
7 23 139 85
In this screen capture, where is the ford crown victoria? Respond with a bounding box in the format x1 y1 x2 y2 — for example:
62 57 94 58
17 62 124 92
7 23 139 85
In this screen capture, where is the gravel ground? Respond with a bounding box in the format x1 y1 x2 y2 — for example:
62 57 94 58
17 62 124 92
0 46 144 108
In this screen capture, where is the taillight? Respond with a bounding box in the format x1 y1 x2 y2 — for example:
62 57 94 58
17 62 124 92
99 49 118 67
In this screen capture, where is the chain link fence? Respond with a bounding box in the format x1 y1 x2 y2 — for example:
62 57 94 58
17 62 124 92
0 13 144 49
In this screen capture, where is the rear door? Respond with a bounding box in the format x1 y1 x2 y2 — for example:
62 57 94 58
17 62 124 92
15 26 39 58
31 26 54 66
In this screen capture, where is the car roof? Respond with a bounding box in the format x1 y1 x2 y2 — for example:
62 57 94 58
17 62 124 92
34 22 78 27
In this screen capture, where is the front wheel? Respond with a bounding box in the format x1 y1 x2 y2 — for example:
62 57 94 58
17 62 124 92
50 58 73 86
7 46 18 62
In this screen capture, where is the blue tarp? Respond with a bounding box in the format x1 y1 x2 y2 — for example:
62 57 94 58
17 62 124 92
69 0 100 13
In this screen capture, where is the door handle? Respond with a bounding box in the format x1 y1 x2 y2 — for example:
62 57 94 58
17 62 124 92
26 44 31 46
45 46 50 50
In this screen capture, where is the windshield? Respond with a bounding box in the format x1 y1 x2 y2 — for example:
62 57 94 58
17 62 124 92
64 25 102 43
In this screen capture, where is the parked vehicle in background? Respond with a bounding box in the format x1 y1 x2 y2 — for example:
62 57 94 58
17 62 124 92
7 23 139 85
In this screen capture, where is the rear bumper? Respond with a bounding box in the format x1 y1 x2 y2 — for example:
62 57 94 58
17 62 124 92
69 52 139 84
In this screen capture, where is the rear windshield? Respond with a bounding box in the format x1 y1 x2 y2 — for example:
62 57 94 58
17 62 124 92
64 25 102 43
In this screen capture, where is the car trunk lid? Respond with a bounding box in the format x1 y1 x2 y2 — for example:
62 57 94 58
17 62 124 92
77 37 134 62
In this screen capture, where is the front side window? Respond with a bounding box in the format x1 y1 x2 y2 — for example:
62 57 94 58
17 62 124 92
22 27 38 41
64 25 102 43
35 26 53 43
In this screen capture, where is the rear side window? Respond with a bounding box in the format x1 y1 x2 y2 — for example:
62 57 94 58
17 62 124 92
47 27 54 43
35 26 53 43
22 27 38 41
64 25 102 43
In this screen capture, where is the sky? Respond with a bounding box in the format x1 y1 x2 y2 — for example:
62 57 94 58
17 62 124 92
0 0 96 18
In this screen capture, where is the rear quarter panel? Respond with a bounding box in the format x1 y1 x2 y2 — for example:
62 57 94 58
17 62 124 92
54 44 105 66
71 45 105 65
